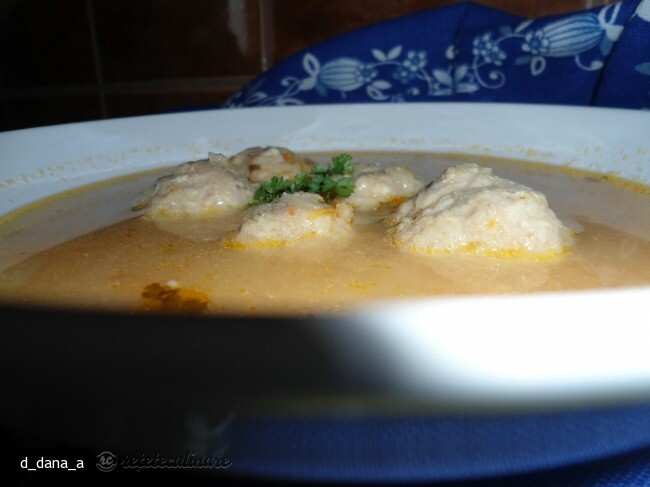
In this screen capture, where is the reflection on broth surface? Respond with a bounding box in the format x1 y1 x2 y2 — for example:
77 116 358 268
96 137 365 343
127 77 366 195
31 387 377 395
0 152 649 316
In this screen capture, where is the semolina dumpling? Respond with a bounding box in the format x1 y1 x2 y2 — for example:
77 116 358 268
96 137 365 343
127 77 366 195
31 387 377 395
387 163 574 258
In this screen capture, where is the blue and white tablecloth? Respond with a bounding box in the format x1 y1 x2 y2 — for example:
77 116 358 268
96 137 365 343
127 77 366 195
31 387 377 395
220 1 650 484
225 0 650 110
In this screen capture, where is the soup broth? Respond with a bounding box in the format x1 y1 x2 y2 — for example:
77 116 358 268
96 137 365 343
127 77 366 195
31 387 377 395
1 152 649 315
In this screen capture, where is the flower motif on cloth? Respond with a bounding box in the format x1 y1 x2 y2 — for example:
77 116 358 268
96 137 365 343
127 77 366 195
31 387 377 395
224 2 638 108
634 0 650 76
473 33 507 65
514 3 623 75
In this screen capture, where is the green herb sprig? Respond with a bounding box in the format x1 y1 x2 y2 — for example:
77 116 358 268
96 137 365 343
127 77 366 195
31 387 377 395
249 153 355 206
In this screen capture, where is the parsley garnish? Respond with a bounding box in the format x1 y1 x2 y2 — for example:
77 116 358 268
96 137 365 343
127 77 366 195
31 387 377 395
249 153 355 206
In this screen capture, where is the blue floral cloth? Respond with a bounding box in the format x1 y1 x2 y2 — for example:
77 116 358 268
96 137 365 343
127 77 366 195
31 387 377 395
224 0 650 109
219 1 650 484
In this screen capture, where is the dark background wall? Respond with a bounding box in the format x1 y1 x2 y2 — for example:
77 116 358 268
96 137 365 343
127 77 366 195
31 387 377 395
0 0 615 131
